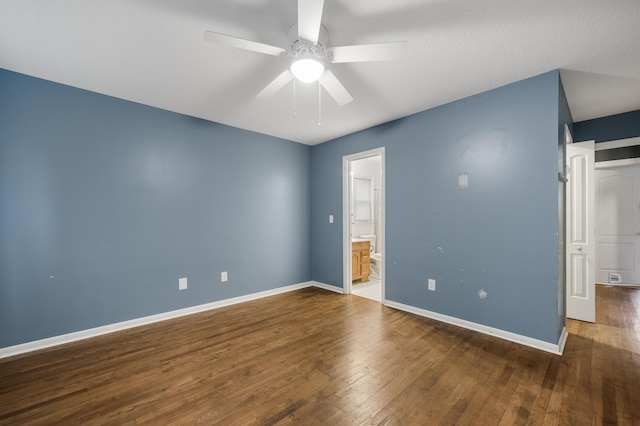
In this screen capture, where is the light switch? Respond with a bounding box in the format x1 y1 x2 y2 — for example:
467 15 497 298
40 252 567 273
329 215 334 224
178 277 187 290
428 279 436 291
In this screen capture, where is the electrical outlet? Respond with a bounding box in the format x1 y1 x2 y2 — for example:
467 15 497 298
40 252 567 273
221 271 228 282
428 278 436 291
178 277 187 290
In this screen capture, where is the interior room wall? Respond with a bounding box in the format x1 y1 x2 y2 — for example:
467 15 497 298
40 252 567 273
573 110 640 143
311 70 565 345
0 69 311 349
1 67 571 350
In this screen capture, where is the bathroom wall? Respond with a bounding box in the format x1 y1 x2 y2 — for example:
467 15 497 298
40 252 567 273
351 157 381 239
0 69 311 348
311 70 566 345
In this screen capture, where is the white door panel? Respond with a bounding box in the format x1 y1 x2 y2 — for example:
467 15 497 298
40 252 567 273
566 141 595 323
569 253 588 297
598 243 634 271
598 175 634 236
595 165 640 285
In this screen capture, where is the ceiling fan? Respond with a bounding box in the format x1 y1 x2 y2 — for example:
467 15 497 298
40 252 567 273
204 0 407 106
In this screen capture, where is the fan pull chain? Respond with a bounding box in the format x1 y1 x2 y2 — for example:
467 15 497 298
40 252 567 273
318 81 322 127
292 78 297 118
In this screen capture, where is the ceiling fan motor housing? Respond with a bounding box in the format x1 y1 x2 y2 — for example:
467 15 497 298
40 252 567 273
288 24 329 60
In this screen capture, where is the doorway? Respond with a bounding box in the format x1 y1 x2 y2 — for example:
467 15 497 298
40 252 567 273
594 141 640 286
566 135 640 323
342 148 385 302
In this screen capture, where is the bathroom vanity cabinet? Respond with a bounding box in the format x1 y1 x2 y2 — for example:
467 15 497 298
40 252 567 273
352 241 370 283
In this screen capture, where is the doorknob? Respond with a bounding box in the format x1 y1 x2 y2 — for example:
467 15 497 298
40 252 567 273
577 247 583 251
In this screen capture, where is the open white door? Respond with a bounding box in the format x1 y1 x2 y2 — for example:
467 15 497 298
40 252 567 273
566 141 595 322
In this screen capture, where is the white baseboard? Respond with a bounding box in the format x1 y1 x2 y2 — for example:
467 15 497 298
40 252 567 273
311 281 344 294
0 281 314 359
385 300 568 355
557 326 569 354
596 282 640 289
2 282 567 358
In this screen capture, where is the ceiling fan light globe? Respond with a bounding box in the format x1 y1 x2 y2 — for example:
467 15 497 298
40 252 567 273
290 58 325 83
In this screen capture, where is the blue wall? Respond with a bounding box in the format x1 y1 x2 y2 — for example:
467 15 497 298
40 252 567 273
311 71 565 344
557 78 572 338
573 109 640 143
0 69 311 348
1 67 568 349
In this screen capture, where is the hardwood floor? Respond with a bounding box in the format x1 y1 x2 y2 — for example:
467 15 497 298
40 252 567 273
1 285 638 425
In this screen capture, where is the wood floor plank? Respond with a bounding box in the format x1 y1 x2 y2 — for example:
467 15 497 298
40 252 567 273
1 285 639 424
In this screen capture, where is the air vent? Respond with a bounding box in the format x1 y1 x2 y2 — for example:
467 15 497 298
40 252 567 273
609 272 622 284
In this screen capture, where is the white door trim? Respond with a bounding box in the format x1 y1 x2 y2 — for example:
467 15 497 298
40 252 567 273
342 148 385 301
594 136 640 169
593 136 640 151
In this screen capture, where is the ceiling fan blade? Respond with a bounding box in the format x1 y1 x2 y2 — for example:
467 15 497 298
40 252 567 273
204 31 286 57
330 41 408 63
319 70 353 106
256 70 294 99
298 0 324 44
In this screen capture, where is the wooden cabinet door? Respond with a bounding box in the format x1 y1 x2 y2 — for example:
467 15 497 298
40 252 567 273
360 253 370 281
352 250 361 280
352 241 370 282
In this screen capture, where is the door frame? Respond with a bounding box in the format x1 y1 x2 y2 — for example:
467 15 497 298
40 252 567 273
594 136 640 169
342 147 385 300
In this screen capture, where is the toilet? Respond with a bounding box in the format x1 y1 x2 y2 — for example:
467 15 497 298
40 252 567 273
360 234 381 279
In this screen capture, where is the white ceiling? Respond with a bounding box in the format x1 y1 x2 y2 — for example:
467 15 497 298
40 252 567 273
1 0 639 145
